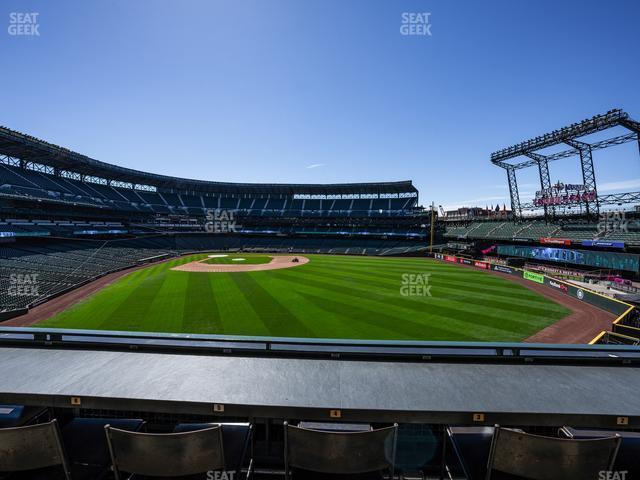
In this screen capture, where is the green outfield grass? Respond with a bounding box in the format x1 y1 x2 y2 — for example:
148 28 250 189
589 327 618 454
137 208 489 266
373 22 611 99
37 254 570 342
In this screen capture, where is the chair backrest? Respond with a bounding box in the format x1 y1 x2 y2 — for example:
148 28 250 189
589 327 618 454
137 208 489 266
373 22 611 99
487 427 621 480
284 422 397 475
105 424 224 478
0 419 70 478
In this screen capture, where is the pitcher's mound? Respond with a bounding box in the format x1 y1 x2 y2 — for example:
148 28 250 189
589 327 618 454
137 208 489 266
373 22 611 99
171 255 309 273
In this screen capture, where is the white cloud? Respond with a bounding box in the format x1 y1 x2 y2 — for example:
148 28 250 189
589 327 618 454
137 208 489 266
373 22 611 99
306 163 326 169
597 178 640 192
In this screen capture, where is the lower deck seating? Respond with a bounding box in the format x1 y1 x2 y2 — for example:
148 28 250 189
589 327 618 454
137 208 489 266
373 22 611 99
445 219 640 244
0 242 174 312
0 408 634 480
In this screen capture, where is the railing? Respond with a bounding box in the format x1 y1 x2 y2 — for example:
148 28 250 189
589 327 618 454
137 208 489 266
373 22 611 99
604 281 640 295
612 306 636 327
1 327 640 364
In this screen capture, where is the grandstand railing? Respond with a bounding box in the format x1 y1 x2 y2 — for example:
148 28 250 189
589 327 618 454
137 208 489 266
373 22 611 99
0 327 639 364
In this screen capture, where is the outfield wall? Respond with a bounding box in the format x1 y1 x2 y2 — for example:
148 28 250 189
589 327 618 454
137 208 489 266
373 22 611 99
495 244 640 273
432 253 633 317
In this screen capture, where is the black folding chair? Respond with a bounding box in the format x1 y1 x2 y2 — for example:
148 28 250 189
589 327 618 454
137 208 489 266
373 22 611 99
104 424 225 479
283 421 398 479
485 426 621 480
62 417 145 480
559 426 640 479
0 419 71 479
173 422 253 479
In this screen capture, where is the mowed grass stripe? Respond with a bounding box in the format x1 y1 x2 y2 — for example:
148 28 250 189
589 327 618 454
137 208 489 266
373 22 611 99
140 271 190 333
273 266 515 338
39 253 571 342
40 261 170 330
316 257 520 283
97 262 171 331
250 272 371 339
265 269 416 340
212 273 270 336
307 263 554 310
295 289 479 341
249 272 362 337
228 273 314 338
320 260 532 294
272 268 529 339
181 272 223 333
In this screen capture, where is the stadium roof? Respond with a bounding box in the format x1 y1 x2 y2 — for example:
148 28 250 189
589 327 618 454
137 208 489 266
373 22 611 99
0 126 417 195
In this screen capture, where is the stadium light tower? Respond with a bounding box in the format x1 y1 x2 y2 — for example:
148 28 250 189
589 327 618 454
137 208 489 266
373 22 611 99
491 109 640 222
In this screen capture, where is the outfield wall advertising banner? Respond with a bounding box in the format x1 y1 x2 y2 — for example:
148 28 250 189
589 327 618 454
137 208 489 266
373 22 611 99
459 258 473 265
523 271 545 284
431 253 633 316
496 245 640 273
491 265 514 274
541 276 630 315
582 240 625 249
540 238 571 246
548 280 568 293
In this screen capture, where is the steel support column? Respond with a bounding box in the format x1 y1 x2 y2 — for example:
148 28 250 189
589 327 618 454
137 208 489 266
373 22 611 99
620 119 640 156
524 152 554 222
564 139 599 218
506 167 521 220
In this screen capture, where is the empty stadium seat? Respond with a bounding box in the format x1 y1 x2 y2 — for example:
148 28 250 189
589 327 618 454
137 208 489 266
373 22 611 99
0 420 72 479
485 426 620 480
173 422 253 477
60 417 145 480
283 421 398 479
559 426 640 478
104 423 246 479
445 426 494 480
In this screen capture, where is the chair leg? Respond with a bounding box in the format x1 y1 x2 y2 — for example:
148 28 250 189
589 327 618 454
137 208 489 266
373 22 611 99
52 419 72 480
283 421 290 480
238 424 253 479
440 427 447 480
245 458 254 480
484 425 500 480
390 423 398 480
104 425 121 480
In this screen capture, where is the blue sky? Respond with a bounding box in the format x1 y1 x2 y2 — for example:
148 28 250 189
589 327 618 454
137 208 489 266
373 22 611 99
1 0 638 210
